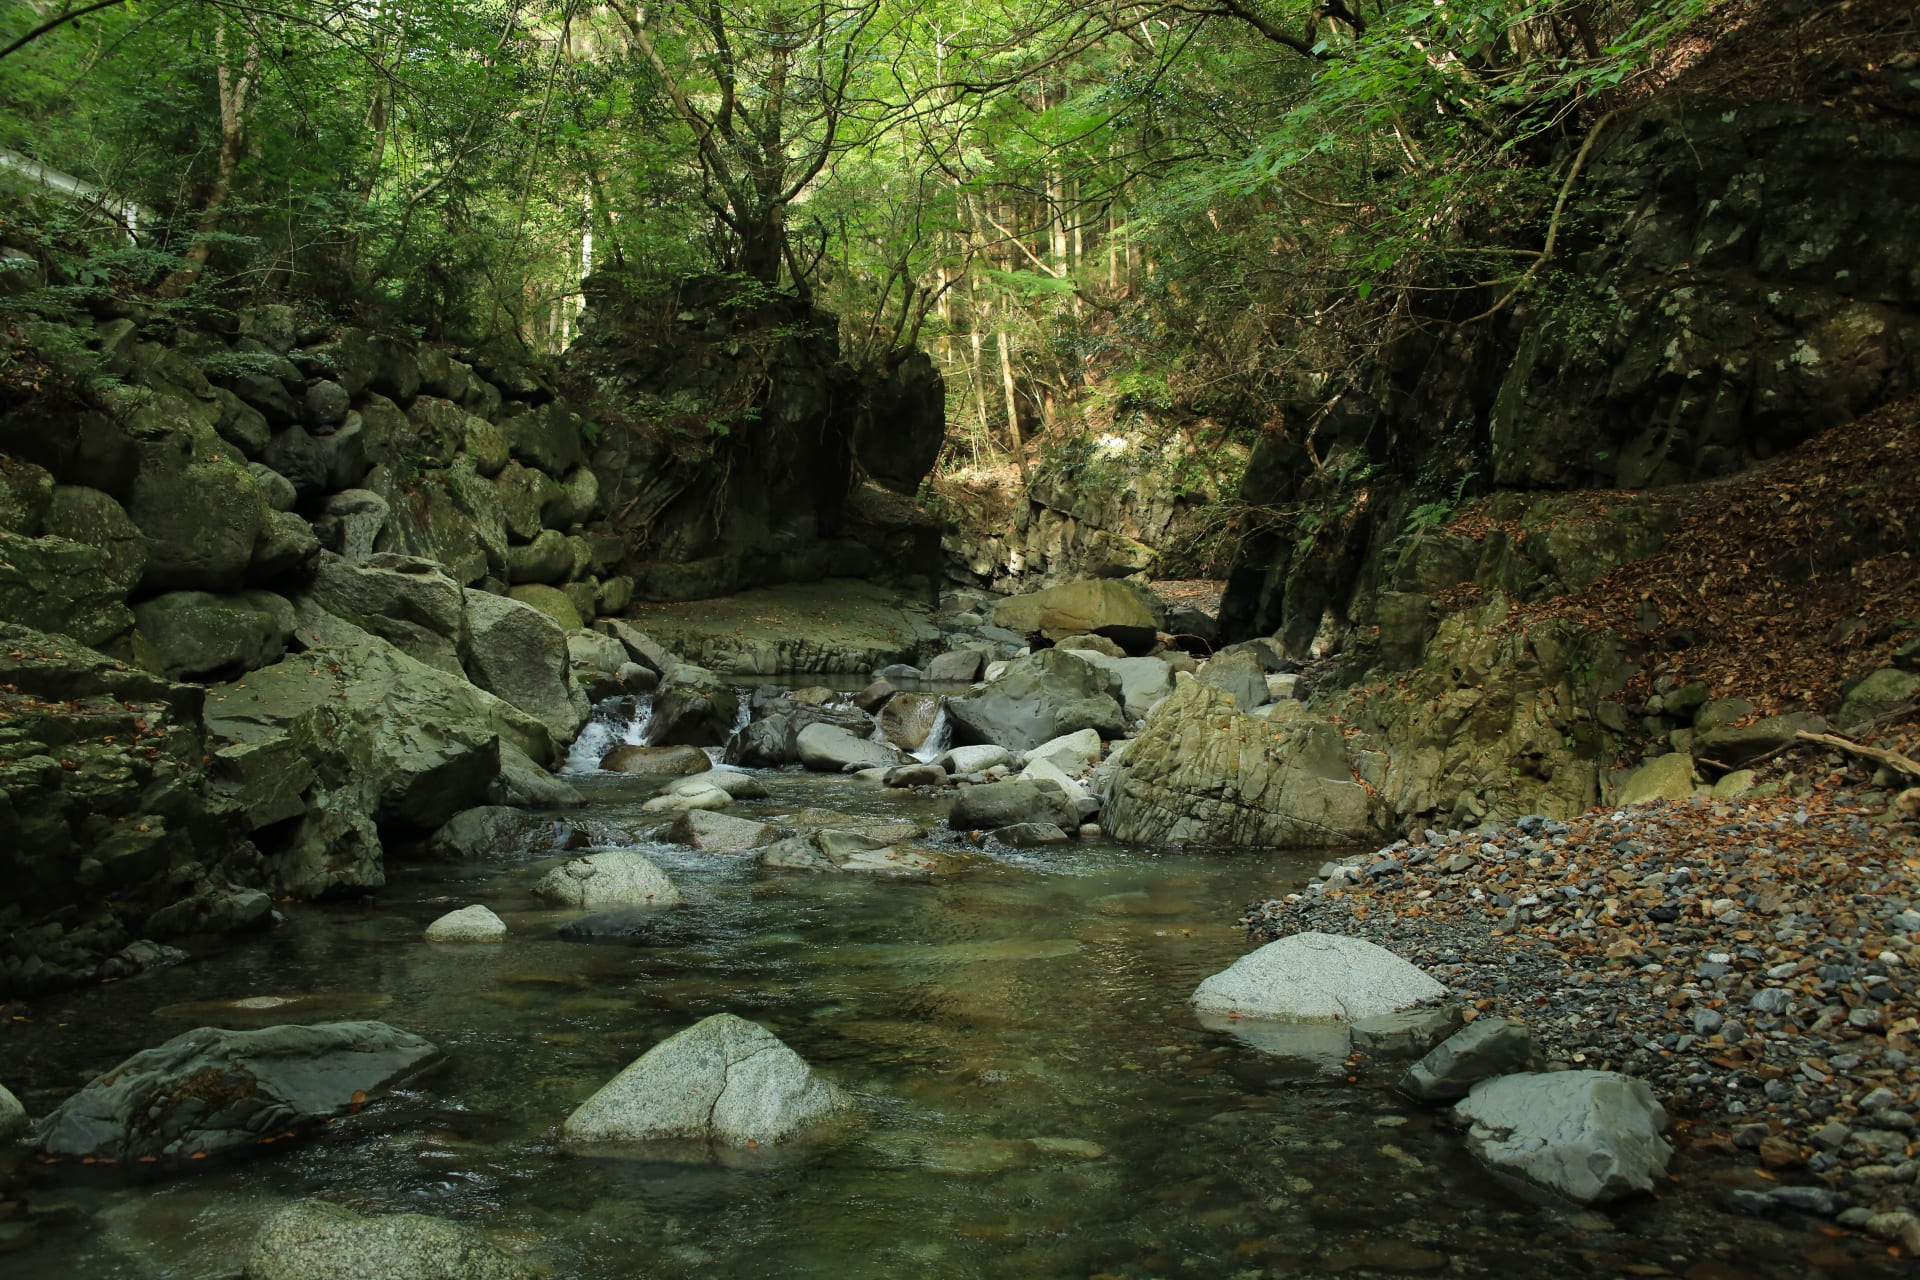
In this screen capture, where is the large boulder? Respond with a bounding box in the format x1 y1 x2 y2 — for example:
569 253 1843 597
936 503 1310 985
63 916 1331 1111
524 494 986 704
877 692 942 752
463 591 589 745
0 527 137 644
561 1013 851 1148
41 483 146 596
796 722 902 772
491 741 585 809
1838 668 1920 729
945 648 1125 751
1105 681 1384 846
132 589 296 681
600 743 712 778
246 1200 535 1280
1616 752 1697 805
535 851 681 908
125 398 271 591
1694 712 1828 765
423 904 507 943
204 605 553 896
648 675 740 748
1453 1071 1672 1205
1191 932 1445 1020
990 579 1161 641
947 779 1077 831
0 624 245 993
1072 653 1173 720
32 1021 440 1163
308 552 468 673
668 809 776 852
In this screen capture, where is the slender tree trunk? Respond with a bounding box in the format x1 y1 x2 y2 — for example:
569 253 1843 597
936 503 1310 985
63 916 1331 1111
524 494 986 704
998 329 1026 486
160 20 258 297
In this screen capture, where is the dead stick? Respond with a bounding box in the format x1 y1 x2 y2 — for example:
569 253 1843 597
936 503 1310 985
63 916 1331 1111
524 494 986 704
1794 730 1920 781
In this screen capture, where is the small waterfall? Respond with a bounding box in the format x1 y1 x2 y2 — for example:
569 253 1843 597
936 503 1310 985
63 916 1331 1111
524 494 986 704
912 702 952 764
562 694 655 774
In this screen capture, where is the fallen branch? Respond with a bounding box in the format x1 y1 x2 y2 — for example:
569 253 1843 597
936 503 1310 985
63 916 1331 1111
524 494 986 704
1462 109 1618 325
1794 730 1920 782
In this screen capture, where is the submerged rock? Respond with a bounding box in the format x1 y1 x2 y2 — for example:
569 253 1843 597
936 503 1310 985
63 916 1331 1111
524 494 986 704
1454 1071 1672 1205
33 1021 441 1162
758 831 946 875
668 809 776 852
246 1200 535 1280
535 851 680 908
562 1012 851 1148
1190 932 1444 1021
424 904 507 943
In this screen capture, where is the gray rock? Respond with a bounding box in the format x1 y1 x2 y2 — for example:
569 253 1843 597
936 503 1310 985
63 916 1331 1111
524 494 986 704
668 809 776 852
33 1021 440 1162
1839 669 1920 729
463 590 589 745
319 488 388 561
647 676 740 748
757 831 945 875
1197 650 1269 710
1073 652 1174 719
1400 1018 1534 1101
1616 752 1696 804
996 822 1070 847
132 589 296 681
946 648 1125 751
1025 727 1103 774
0 1083 25 1141
424 904 506 943
884 763 946 788
935 744 1011 774
535 851 680 908
563 1012 851 1149
1454 1071 1672 1205
249 508 321 580
1695 713 1828 765
948 779 1078 831
1351 1006 1464 1059
489 741 584 809
429 806 543 859
925 648 986 681
246 1199 535 1280
795 722 902 773
1105 681 1383 847
1191 932 1445 1020
309 552 467 673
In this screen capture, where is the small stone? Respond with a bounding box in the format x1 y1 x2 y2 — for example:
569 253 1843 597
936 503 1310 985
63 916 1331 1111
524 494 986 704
1810 1122 1851 1152
1749 988 1791 1015
1693 1008 1724 1036
1758 1136 1804 1169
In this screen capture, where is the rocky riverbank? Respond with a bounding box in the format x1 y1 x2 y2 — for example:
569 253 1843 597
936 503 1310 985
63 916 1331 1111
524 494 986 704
1238 771 1920 1237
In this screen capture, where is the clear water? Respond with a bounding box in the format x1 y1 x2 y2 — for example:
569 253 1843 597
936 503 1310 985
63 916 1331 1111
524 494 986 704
0 747 1875 1277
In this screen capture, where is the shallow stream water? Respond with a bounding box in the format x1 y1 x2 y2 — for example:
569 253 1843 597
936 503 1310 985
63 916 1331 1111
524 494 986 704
0 702 1885 1278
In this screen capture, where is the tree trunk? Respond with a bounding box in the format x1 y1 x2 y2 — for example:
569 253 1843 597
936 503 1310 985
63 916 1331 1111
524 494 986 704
160 21 258 297
998 329 1027 486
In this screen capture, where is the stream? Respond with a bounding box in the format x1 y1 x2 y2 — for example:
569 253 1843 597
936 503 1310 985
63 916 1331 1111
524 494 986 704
0 690 1777 1278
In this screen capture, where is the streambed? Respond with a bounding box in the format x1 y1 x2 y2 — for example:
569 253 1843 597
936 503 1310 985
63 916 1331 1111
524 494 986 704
0 717 1873 1278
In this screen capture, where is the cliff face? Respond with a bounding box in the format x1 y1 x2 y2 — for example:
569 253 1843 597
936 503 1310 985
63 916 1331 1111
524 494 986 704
567 272 947 603
1220 92 1920 656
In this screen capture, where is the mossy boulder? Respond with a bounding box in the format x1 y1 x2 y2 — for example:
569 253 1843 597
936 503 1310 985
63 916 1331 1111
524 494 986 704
509 583 583 631
132 589 296 681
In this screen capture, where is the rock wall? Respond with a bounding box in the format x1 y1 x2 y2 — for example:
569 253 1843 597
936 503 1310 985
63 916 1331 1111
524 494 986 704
1220 97 1920 654
0 301 655 995
567 272 946 603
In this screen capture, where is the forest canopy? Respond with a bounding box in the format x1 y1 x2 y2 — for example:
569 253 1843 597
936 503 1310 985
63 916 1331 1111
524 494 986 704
2 0 1704 449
